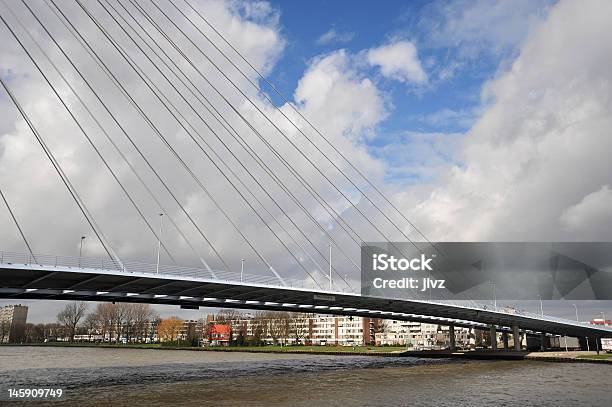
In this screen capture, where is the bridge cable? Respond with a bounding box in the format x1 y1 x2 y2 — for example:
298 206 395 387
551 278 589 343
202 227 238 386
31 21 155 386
128 0 428 296
0 0 228 273
20 0 230 276
47 0 292 286
108 0 360 288
39 0 243 276
122 0 366 282
99 0 354 289
74 0 328 289
0 186 36 262
148 0 422 253
0 5 178 265
0 75 122 268
181 0 443 256
136 0 429 288
129 0 371 247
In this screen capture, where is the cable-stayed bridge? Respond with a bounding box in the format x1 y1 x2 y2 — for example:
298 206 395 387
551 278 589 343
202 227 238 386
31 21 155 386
2 250 611 351
1 0 611 351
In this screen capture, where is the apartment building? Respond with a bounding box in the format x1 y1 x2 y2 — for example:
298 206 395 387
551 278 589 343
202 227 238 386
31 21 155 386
0 304 28 343
375 320 471 349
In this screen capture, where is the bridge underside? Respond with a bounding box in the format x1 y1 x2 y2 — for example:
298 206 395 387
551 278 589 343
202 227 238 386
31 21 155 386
1 264 611 338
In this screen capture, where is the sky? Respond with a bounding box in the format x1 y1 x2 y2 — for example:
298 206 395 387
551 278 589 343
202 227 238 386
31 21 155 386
1 0 612 323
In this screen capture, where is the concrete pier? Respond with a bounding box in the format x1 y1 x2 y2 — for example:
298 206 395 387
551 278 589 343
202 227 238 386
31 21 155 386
512 324 521 351
502 332 509 349
490 325 497 350
540 332 546 351
449 325 456 351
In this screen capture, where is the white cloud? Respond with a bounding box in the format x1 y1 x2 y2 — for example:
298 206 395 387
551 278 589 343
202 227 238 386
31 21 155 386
560 186 612 239
398 0 612 242
316 27 355 45
366 40 427 84
422 0 552 58
293 50 389 141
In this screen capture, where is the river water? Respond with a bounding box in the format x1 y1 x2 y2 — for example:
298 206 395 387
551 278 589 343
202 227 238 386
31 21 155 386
1 346 610 406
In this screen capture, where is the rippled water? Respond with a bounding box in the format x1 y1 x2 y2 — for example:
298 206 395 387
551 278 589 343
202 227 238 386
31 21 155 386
1 346 610 406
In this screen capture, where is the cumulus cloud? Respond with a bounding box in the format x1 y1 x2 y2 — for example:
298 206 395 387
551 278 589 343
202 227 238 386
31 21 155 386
399 0 612 242
293 50 389 141
366 40 427 84
316 27 355 45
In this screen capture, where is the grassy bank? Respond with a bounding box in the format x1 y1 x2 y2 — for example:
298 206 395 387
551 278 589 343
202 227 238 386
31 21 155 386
576 353 612 360
0 342 408 354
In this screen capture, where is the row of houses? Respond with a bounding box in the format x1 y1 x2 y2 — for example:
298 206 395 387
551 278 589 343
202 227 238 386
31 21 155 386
203 314 472 348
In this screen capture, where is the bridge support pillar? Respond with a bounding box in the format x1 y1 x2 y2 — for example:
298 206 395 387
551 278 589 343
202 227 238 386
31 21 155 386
512 324 521 351
502 332 509 349
449 325 456 351
489 325 497 350
540 332 546 351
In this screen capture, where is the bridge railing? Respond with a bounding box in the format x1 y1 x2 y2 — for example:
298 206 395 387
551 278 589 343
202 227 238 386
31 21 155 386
0 250 353 293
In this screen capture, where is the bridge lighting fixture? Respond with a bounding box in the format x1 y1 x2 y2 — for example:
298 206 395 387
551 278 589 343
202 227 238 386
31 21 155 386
155 213 164 275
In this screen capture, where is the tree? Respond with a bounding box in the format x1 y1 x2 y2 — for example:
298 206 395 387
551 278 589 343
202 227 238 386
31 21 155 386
129 304 158 342
57 301 88 341
82 312 100 342
157 317 183 342
291 313 309 344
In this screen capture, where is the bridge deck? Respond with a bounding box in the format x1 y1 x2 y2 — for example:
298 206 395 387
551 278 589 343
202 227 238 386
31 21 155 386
2 255 611 339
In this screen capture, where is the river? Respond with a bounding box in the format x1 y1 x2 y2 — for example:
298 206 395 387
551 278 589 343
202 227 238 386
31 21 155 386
1 346 610 406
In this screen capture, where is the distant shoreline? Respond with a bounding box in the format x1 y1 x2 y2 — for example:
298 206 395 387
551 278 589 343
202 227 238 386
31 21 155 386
0 342 407 357
2 343 611 363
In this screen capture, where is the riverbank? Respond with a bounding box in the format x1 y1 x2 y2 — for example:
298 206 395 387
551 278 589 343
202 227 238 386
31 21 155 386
3 342 612 363
0 342 408 356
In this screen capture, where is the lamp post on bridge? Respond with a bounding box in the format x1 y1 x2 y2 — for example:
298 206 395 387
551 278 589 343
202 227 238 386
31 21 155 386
241 259 244 283
538 294 544 316
572 303 579 322
489 281 497 311
156 213 164 275
329 243 332 292
79 236 86 267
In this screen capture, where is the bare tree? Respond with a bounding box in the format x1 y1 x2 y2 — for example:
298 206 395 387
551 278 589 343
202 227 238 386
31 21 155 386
130 304 158 342
57 301 88 341
82 312 100 342
291 313 309 344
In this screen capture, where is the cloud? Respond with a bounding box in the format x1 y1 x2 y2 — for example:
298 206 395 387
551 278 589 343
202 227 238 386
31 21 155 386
293 50 389 142
316 27 355 45
420 0 552 58
398 0 612 242
369 131 463 185
415 107 479 130
366 40 427 84
560 186 612 240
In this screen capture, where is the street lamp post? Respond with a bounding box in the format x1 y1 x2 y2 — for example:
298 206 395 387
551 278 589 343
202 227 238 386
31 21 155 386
572 304 579 322
240 259 244 283
156 213 164 274
490 281 497 311
79 236 86 267
329 243 332 292
602 311 607 326
538 295 544 316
